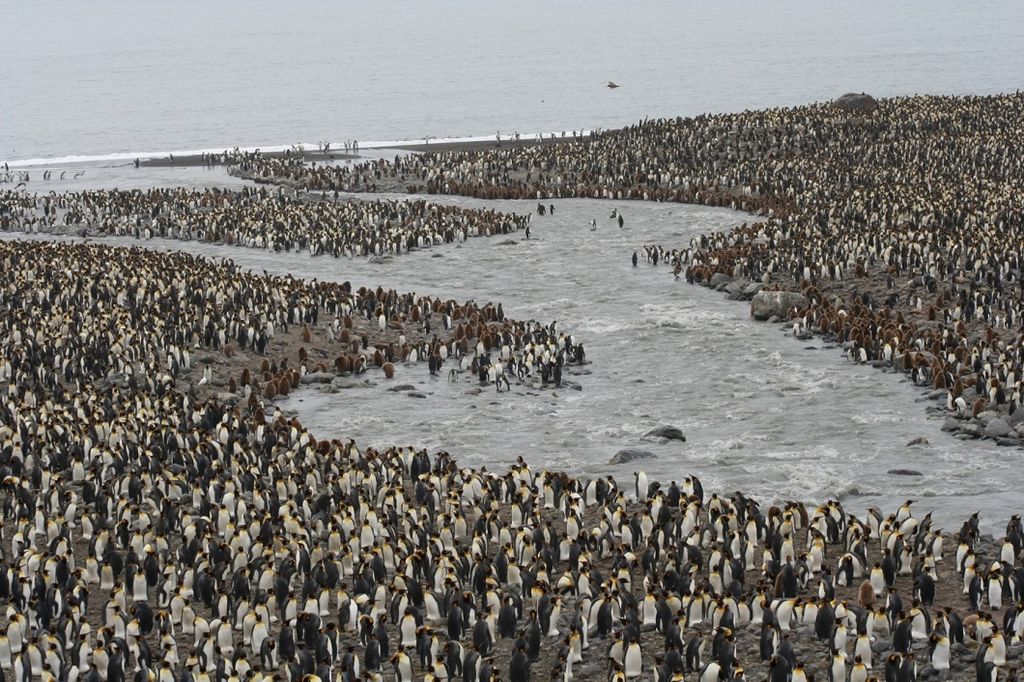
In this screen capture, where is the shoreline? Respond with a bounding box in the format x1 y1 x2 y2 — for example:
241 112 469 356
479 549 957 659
679 269 1024 449
219 93 1024 454
1 130 599 170
381 133 593 154
138 149 360 168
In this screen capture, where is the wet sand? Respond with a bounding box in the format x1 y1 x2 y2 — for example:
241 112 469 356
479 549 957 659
139 149 359 168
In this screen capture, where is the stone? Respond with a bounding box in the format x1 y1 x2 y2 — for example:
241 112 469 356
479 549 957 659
724 283 746 300
871 640 890 654
387 384 417 392
750 291 808 321
710 273 733 289
299 372 334 384
644 425 686 442
407 392 427 399
888 469 923 476
216 392 239 404
609 449 656 465
984 417 1010 438
995 437 1021 447
833 92 879 113
906 437 929 447
332 377 375 389
497 239 518 246
959 423 982 438
318 384 337 394
743 282 763 298
952 642 975 660
941 417 961 432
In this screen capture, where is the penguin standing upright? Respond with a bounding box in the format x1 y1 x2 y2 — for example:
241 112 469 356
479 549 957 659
525 610 542 662
928 633 949 671
915 568 936 606
473 616 493 655
624 637 643 679
392 648 413 682
509 644 531 682
828 650 846 682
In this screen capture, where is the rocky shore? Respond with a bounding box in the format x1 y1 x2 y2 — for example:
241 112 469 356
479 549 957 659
214 92 1021 451
671 266 1024 449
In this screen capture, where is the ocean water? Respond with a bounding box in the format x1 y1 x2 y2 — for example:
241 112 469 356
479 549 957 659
4 0 1024 165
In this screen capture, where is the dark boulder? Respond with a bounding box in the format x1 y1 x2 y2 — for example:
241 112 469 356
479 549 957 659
833 92 878 113
643 425 686 442
609 449 656 465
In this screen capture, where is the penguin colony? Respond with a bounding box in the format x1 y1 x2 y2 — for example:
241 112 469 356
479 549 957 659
0 94 1021 681
0 238 578 405
0 236 584 681
0 251 1021 682
0 188 530 259
0 233 1023 682
229 93 1024 441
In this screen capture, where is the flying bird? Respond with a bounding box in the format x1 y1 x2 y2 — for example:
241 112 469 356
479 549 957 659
607 81 620 89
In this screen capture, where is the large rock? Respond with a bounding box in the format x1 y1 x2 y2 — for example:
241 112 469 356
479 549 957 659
725 281 752 301
724 281 745 295
985 418 1010 438
888 469 923 476
644 425 686 442
332 377 376 389
300 372 334 384
833 92 878 113
959 423 982 438
710 273 733 289
940 417 961 432
976 410 999 425
750 291 808 321
609 449 656 465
